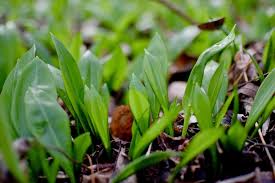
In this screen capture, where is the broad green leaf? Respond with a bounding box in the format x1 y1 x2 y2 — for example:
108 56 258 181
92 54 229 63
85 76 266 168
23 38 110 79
10 57 42 136
144 51 168 112
182 26 235 137
24 58 75 182
168 26 200 61
101 84 110 110
245 69 275 133
129 89 150 133
222 121 247 152
84 86 111 154
202 61 219 92
47 64 65 91
129 74 147 96
144 77 160 120
79 51 103 91
103 47 127 91
0 96 27 183
73 132 91 163
112 151 177 183
51 34 90 132
262 30 275 72
147 33 168 75
192 84 212 130
169 128 224 182
129 76 150 132
132 105 180 159
208 61 228 113
1 46 36 138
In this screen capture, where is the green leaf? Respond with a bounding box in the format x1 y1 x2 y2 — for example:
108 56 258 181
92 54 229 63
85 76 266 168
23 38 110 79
262 30 275 72
144 77 160 120
1 46 36 138
168 26 200 61
47 64 65 91
147 33 168 75
0 97 27 183
24 58 75 182
215 92 235 127
169 128 224 182
202 61 219 92
112 151 177 183
101 83 110 110
70 33 82 62
192 84 212 130
222 121 247 152
245 69 275 133
132 105 180 159
129 76 150 132
73 132 91 163
144 51 168 112
103 47 127 91
182 25 235 137
84 86 111 154
51 34 90 132
207 61 228 113
79 51 103 91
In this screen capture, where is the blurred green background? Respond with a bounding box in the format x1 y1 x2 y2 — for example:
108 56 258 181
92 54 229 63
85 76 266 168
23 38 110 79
0 0 274 90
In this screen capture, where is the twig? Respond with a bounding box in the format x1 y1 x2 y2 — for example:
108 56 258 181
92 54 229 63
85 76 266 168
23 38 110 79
152 0 198 24
228 72 269 92
246 139 275 151
217 171 255 183
86 154 94 183
256 122 275 177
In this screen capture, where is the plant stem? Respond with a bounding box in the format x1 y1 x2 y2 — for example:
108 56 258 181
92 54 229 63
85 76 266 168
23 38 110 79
152 0 198 25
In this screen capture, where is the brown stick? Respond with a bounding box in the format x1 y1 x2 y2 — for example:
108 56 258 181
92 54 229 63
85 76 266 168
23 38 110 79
152 0 198 24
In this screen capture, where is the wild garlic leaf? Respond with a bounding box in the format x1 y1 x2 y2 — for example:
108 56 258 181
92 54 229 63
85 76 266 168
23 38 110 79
192 84 212 130
245 69 275 133
73 132 91 164
84 86 111 154
51 34 90 132
144 51 168 112
1 46 36 138
132 104 180 159
24 58 75 183
70 33 82 62
147 33 168 75
79 51 103 91
208 61 228 113
221 121 247 152
129 88 150 133
262 30 275 72
182 26 236 136
144 76 160 120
